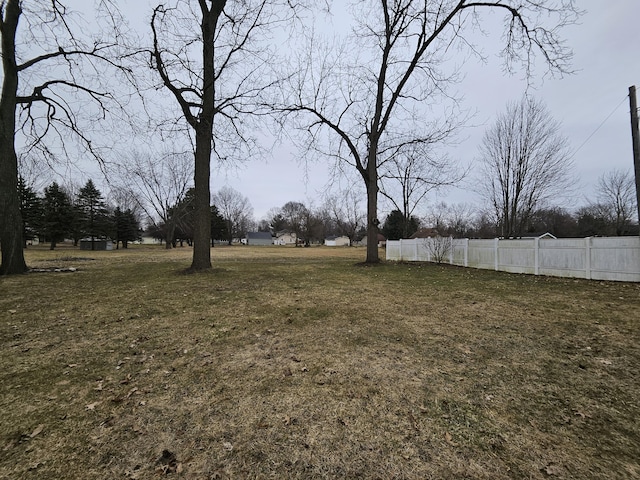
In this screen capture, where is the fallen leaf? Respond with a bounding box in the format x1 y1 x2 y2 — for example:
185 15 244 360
283 416 291 426
8 310 17 314
542 463 561 476
445 432 458 446
223 442 233 452
30 424 44 438
86 402 100 411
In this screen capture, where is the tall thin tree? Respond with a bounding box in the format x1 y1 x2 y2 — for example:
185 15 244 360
478 96 573 238
281 0 580 263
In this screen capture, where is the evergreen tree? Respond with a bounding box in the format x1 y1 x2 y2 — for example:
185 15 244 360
41 182 73 250
77 180 109 250
210 205 228 246
17 177 41 246
382 210 420 240
113 207 140 249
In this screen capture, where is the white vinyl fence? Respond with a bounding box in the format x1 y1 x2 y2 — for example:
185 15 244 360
386 236 640 282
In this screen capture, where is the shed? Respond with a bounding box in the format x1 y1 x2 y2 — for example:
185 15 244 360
246 231 274 246
325 235 350 247
80 239 114 251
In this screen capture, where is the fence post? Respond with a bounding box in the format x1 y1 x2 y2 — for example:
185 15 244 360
494 238 499 271
585 237 591 280
464 238 469 267
449 236 454 264
534 236 540 276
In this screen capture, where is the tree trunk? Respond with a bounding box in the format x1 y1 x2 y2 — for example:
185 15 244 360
365 177 380 263
364 134 380 263
0 0 28 275
164 221 175 249
192 127 211 269
189 6 216 271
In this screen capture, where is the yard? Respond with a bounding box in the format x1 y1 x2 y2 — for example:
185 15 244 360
1 245 639 479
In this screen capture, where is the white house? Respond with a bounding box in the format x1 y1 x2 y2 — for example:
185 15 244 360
274 232 298 246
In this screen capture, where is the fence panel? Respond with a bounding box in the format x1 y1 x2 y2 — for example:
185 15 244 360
386 236 640 282
538 238 587 279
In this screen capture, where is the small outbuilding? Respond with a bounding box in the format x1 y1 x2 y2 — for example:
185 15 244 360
79 239 114 251
245 231 274 246
325 235 351 247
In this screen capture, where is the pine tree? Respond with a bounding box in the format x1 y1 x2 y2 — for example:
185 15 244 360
113 207 140 249
41 182 73 250
77 180 109 250
210 205 227 246
17 177 42 246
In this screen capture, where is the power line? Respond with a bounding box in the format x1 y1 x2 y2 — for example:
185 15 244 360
568 94 629 160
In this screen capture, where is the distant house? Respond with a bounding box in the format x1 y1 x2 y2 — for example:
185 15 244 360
325 235 350 247
245 231 274 246
139 235 163 245
359 233 386 247
274 232 298 246
410 227 440 239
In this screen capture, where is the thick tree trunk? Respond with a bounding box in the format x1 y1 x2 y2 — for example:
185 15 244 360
365 174 380 263
191 134 212 269
364 131 381 263
189 6 216 271
0 0 28 275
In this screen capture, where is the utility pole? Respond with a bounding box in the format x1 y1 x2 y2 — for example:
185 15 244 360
630 85 640 232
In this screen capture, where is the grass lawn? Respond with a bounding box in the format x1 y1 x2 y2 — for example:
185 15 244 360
1 244 639 479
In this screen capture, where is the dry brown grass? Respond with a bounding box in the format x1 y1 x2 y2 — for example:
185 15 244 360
1 244 639 479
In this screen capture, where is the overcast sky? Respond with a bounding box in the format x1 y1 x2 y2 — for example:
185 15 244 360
20 1 640 222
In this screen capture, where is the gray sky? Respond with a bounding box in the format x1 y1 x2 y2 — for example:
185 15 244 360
19 1 640 222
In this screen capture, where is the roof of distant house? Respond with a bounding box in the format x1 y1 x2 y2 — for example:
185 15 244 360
410 228 440 239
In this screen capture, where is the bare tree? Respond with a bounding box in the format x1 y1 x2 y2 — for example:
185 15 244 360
116 150 193 248
426 202 476 238
594 169 637 235
424 236 452 264
379 146 464 238
0 0 132 274
147 0 294 270
280 0 579 263
478 96 573 238
212 186 254 245
325 189 365 246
